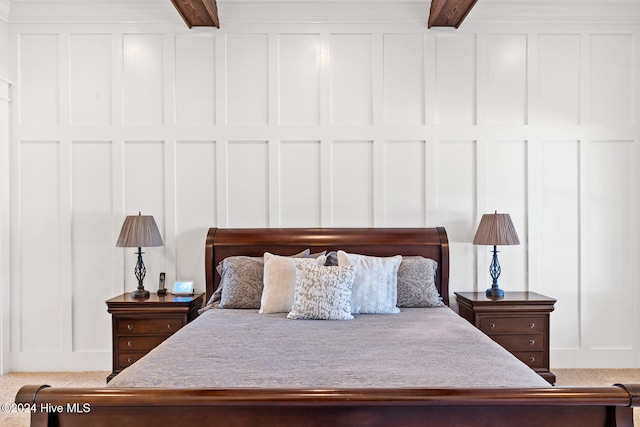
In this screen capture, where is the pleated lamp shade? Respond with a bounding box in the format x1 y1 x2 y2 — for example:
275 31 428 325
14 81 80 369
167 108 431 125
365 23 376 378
473 212 520 246
116 213 163 248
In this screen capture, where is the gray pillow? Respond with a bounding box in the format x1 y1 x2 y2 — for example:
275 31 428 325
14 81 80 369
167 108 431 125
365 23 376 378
205 249 310 310
396 257 444 308
218 256 265 309
288 263 355 320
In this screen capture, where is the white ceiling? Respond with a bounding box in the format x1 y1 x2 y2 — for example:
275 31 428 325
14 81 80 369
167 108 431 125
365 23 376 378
3 0 640 26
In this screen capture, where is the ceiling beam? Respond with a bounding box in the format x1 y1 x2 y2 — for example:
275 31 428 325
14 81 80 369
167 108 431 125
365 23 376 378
428 0 478 28
171 0 220 28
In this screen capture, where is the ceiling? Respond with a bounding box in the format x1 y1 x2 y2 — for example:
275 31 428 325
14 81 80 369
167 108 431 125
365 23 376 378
4 0 640 26
171 0 478 29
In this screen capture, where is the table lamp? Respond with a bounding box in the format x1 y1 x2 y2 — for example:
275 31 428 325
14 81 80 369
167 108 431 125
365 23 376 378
473 211 520 298
116 212 163 298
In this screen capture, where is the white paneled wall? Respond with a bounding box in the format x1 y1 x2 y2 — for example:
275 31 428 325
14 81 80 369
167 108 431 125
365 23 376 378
0 16 10 373
5 15 640 371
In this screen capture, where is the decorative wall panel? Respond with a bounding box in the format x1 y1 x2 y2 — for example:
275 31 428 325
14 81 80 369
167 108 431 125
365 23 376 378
227 141 269 227
487 35 527 125
330 34 373 125
331 141 373 226
485 141 527 290
175 34 215 126
6 18 640 370
19 35 58 125
584 140 633 349
590 35 633 125
226 34 268 125
537 140 580 350
19 142 62 352
537 35 580 125
278 35 321 125
71 141 113 352
70 35 111 125
383 140 425 226
123 35 164 125
279 141 321 227
383 35 424 125
175 141 216 288
122 141 165 292
432 140 477 294
436 35 476 125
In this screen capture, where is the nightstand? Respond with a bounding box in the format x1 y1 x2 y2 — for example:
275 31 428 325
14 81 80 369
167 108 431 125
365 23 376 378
106 292 204 382
454 291 556 385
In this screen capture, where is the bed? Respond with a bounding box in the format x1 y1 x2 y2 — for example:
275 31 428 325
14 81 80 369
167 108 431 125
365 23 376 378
15 227 640 426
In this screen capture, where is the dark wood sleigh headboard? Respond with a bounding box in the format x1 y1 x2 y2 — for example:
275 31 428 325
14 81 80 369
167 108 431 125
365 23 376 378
205 227 450 305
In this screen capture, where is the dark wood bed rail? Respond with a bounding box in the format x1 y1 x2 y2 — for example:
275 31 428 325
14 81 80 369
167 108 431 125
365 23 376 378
15 384 640 426
205 227 450 305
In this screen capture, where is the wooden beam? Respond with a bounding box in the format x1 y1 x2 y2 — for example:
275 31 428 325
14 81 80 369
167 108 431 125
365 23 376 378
428 0 478 28
171 0 220 28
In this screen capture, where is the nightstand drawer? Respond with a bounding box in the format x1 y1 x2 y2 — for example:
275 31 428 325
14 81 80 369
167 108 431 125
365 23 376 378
118 335 169 352
116 317 184 335
117 353 145 370
479 316 545 334
454 291 556 385
491 334 545 351
107 292 204 382
512 351 545 369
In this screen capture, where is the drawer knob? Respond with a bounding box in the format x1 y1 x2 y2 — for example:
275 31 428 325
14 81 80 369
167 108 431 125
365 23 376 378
529 339 535 346
127 358 133 364
127 324 133 331
530 323 535 329
529 356 535 363
127 341 132 347
167 324 172 330
489 323 495 329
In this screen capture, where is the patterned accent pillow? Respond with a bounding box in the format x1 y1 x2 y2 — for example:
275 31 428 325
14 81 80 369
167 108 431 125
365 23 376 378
397 257 444 308
218 256 265 309
337 251 402 314
260 253 327 314
288 263 355 320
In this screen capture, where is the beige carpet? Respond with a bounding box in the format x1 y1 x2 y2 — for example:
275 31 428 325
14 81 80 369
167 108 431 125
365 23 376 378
0 369 638 426
0 371 109 427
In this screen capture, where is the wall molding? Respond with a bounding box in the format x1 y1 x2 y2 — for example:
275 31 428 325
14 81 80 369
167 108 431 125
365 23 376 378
6 9 640 370
0 76 11 374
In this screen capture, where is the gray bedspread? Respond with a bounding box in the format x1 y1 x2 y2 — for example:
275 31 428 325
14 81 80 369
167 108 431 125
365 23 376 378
109 307 548 388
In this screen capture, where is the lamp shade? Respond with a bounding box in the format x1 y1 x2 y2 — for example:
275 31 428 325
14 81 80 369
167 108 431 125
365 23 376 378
116 213 163 248
473 212 520 246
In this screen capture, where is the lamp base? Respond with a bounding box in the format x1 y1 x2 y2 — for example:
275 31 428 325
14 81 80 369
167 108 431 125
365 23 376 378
485 286 504 298
131 288 150 299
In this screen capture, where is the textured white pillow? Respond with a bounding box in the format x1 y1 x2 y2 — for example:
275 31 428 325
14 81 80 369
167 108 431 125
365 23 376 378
337 251 402 314
288 263 355 320
260 253 326 314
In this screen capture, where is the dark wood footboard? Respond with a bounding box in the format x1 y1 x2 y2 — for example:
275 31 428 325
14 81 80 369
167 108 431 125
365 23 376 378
16 384 640 427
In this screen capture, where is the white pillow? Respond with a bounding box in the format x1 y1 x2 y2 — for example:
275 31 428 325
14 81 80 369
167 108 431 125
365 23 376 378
259 252 326 314
287 263 355 320
337 251 402 314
